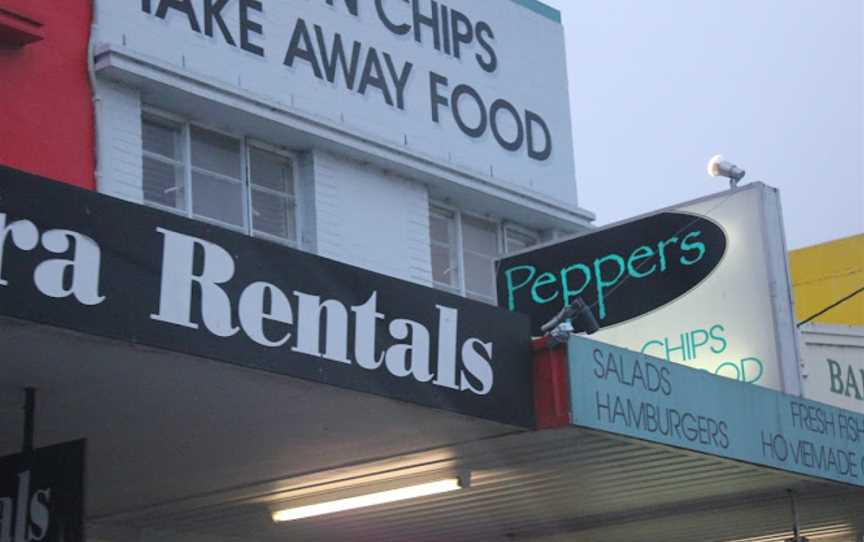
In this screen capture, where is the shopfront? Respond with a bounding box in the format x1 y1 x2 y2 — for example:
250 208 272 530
1 1 862 541
0 166 860 541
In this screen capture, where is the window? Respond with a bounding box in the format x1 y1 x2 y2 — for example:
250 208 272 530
504 226 539 255
430 207 461 295
430 204 540 304
142 113 299 247
461 214 499 303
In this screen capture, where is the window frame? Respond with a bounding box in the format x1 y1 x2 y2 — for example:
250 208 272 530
141 108 302 248
430 202 540 305
429 205 462 296
246 138 302 247
188 123 248 234
141 113 188 218
502 222 541 256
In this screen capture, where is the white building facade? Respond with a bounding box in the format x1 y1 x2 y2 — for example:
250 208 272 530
91 0 594 301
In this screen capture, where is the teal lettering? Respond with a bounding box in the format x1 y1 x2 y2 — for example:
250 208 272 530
531 272 559 305
657 236 679 272
664 334 688 362
641 339 664 357
560 263 592 306
626 245 656 278
709 324 727 354
593 254 625 320
691 328 709 356
679 230 707 266
715 362 741 380
504 265 536 310
741 357 764 383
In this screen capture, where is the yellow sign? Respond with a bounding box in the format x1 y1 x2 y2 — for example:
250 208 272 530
790 234 864 326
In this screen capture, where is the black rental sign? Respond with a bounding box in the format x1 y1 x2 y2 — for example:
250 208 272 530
0 166 533 427
0 440 85 542
496 212 727 335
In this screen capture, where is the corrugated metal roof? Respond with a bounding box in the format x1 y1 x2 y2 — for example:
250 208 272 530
96 428 864 542
5 320 860 542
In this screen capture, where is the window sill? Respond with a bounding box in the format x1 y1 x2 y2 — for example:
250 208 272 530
0 8 44 48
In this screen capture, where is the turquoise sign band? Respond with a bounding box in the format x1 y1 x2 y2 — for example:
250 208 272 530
510 0 561 23
568 336 864 487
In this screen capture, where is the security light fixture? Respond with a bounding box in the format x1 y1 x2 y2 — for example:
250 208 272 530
541 297 599 346
707 154 746 188
271 476 468 522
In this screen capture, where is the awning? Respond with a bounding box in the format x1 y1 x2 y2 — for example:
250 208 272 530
2 319 861 542
0 167 860 542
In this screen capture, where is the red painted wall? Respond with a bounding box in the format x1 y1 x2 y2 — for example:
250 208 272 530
0 0 95 189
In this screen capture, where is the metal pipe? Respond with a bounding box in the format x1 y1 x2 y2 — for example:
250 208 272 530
788 489 801 541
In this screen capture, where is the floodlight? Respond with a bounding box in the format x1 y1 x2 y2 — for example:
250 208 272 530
707 154 746 188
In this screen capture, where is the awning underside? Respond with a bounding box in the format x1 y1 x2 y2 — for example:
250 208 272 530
0 318 861 542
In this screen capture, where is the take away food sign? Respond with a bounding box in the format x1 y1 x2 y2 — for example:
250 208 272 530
496 183 802 392
96 0 579 207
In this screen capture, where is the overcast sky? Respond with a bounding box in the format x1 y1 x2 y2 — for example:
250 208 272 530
543 0 863 249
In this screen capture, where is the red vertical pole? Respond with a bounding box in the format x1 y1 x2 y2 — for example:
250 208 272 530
532 337 570 429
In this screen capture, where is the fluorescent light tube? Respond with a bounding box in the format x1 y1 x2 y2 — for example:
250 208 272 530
272 478 463 522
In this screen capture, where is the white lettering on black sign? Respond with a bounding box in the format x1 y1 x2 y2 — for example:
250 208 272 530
150 227 494 394
0 441 84 542
0 167 533 427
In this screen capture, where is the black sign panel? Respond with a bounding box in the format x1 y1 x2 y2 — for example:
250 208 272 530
496 212 727 335
0 440 85 542
0 166 533 427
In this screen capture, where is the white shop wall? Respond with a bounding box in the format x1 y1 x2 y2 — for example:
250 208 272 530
94 80 144 204
799 323 864 414
90 1 584 293
309 151 433 284
92 0 582 212
90 0 595 298
93 76 437 287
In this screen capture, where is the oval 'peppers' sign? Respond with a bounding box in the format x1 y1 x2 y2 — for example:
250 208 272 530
496 212 727 334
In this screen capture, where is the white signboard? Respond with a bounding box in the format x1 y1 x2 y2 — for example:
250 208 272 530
498 183 802 392
94 0 578 206
800 323 864 413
